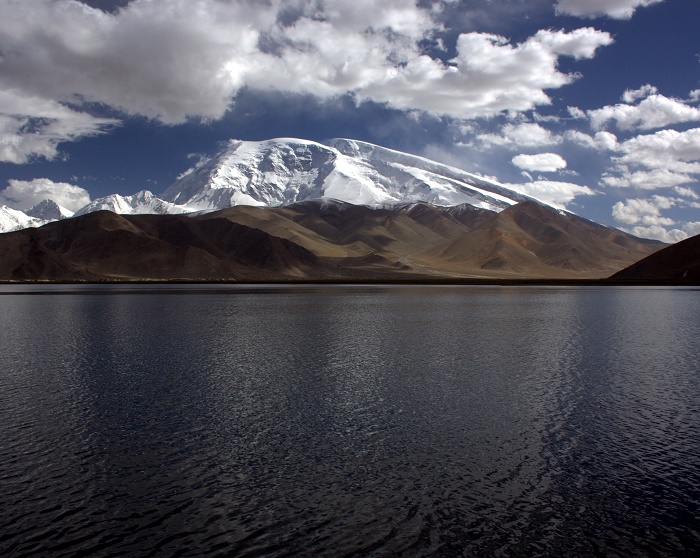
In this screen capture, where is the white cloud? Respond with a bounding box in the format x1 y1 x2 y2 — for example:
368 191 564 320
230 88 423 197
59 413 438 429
567 106 587 119
610 193 700 242
611 196 676 227
555 0 664 20
675 186 699 199
0 178 91 211
616 198 700 240
0 90 117 163
479 123 561 148
601 169 695 190
0 0 613 139
353 27 612 119
589 94 700 131
690 90 700 103
566 130 618 150
512 153 568 172
602 127 700 189
627 225 688 243
621 84 658 103
504 180 595 208
615 127 700 174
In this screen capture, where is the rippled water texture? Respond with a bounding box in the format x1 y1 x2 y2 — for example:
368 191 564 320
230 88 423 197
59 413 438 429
1 285 699 556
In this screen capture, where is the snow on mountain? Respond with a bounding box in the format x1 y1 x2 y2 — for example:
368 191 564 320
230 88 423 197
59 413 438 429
161 138 538 212
25 199 74 221
2 138 547 235
0 199 75 233
0 205 43 233
74 190 194 217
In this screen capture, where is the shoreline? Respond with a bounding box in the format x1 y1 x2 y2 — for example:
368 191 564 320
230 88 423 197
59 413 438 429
1 278 698 288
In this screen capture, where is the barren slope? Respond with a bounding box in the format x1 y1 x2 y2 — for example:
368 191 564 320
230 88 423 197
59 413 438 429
0 201 665 281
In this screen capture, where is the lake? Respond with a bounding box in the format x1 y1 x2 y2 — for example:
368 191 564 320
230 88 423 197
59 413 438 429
1 284 699 556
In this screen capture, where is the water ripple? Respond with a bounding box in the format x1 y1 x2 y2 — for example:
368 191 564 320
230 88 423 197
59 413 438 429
0 286 699 556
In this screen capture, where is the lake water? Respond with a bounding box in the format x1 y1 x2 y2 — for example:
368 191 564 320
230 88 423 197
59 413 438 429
1 284 699 556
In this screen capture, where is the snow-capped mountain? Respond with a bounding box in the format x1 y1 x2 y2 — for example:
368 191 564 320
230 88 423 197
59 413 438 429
25 199 74 221
2 138 547 234
0 200 74 233
1 191 195 233
74 190 194 217
0 205 43 233
161 138 536 212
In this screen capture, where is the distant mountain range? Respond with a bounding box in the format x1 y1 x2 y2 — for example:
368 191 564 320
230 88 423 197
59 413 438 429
1 137 683 281
0 199 664 281
2 138 540 234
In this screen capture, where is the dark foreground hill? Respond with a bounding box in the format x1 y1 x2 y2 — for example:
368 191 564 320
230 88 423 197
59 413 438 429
0 200 664 281
610 233 700 282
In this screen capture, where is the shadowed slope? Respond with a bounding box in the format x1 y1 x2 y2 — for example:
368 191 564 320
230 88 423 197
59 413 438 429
0 211 328 280
0 201 665 281
610 233 700 281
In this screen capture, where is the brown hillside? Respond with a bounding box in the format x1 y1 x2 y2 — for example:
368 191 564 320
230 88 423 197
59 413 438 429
0 201 666 281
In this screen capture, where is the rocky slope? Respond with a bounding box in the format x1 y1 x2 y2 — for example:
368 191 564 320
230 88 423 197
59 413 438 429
0 201 664 281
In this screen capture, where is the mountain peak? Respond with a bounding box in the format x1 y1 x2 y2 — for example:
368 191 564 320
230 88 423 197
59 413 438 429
74 190 192 217
25 199 74 221
161 137 537 213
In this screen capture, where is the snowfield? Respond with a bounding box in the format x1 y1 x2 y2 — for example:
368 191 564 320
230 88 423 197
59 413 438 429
1 138 543 233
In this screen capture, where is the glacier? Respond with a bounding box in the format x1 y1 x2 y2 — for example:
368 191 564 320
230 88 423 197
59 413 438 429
1 138 543 233
160 138 536 211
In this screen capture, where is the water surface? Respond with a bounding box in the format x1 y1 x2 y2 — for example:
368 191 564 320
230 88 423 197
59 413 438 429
1 285 699 556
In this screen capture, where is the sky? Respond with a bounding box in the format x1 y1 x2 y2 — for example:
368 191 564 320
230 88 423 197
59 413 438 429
0 0 699 242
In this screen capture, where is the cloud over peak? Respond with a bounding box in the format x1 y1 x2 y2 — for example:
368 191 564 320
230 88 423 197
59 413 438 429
0 0 614 162
0 178 91 212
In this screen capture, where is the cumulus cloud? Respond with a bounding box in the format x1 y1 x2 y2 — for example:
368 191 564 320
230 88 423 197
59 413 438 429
615 127 700 173
504 180 595 208
611 194 700 241
0 178 91 211
589 94 700 131
0 0 613 146
626 225 688 243
555 0 664 20
601 168 695 190
479 123 561 148
512 153 568 172
612 196 700 243
611 196 676 226
602 127 700 189
567 106 587 119
675 186 699 199
0 90 117 163
566 130 618 151
621 84 658 103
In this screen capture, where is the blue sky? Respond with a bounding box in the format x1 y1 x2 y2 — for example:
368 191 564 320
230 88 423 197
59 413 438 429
0 0 699 241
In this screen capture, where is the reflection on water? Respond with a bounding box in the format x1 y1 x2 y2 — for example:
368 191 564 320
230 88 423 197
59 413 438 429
1 285 699 556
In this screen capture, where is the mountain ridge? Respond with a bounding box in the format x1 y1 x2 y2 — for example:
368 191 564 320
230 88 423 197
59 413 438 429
0 200 664 281
1 137 545 234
